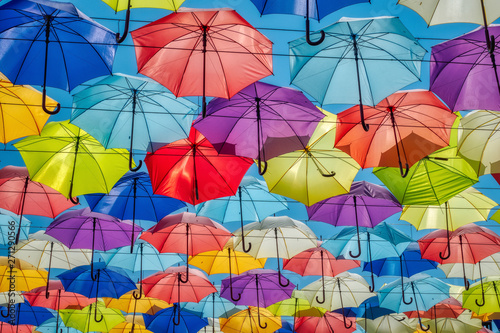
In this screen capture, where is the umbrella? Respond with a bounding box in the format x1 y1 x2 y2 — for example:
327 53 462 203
232 216 317 286
294 312 356 333
0 76 57 143
193 81 325 174
0 257 47 293
307 181 402 258
289 16 426 130
181 291 240 319
0 165 76 243
140 212 232 282
71 74 198 171
102 0 185 43
421 312 483 333
249 0 369 45
357 313 417 333
143 306 208 332
0 291 23 307
266 292 327 318
0 323 34 333
131 8 273 117
195 176 288 251
46 208 142 276
144 126 253 205
0 301 53 326
430 26 500 111
219 307 282 332
14 120 131 204
463 277 500 315
24 280 95 310
59 301 125 333
0 209 30 245
261 110 360 206
405 298 465 322
103 289 171 315
0 0 118 114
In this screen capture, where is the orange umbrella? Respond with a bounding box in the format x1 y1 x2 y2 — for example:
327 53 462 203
335 90 456 177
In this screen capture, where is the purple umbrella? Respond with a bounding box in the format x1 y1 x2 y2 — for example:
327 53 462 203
307 181 402 260
45 208 142 277
193 81 325 174
430 25 500 111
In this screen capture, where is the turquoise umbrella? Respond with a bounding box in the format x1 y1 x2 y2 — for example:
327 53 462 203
70 73 198 171
181 290 242 318
0 209 30 245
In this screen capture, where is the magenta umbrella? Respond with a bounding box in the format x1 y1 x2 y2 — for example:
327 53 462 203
45 208 142 277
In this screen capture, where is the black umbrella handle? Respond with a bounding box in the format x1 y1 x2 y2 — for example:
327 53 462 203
228 249 241 301
45 242 54 298
15 177 29 245
401 257 413 305
438 225 451 260
475 261 486 307
256 307 268 329
275 228 290 287
41 15 60 115
411 282 430 331
172 303 180 326
305 0 325 46
239 187 252 253
337 279 353 329
179 225 190 283
93 302 103 323
315 251 326 304
129 90 142 172
349 203 362 258
68 135 81 205
115 0 131 43
42 88 60 115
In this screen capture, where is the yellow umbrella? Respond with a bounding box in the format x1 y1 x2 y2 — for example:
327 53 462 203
0 75 57 143
219 307 282 333
103 288 172 315
109 322 153 333
261 109 360 206
0 257 47 292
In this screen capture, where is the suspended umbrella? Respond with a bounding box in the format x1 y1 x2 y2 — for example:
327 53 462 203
290 17 426 130
0 291 24 307
14 120 131 204
0 165 77 243
140 212 232 281
357 313 417 333
193 81 325 174
421 312 483 333
103 288 171 315
261 110 360 206
59 301 125 333
109 321 153 333
0 209 30 245
0 76 57 143
378 274 451 331
418 224 500 289
463 276 500 315
131 7 273 117
24 280 95 311
0 257 47 293
46 208 142 276
181 291 240 319
307 181 402 258
0 301 53 326
71 74 198 171
143 305 208 332
295 311 356 333
233 216 317 285
219 306 281 332
144 126 253 205
405 298 465 323
0 0 118 114
266 292 328 318
0 323 34 333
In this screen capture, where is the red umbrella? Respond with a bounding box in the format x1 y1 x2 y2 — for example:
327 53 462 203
0 165 77 243
131 8 273 117
335 90 456 177
145 126 253 205
0 323 33 333
295 312 356 333
419 224 500 289
405 298 465 320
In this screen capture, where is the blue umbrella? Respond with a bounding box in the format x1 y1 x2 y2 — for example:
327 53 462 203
0 0 117 114
0 301 53 326
289 16 426 130
143 305 208 333
181 291 242 319
249 0 369 45
71 74 198 171
0 209 30 245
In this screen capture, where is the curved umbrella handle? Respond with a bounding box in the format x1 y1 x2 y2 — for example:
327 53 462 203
0 308 9 318
129 154 142 172
115 2 131 43
228 249 241 302
68 182 80 205
316 251 326 304
258 159 268 176
438 235 451 260
348 234 362 258
93 303 103 323
132 286 142 300
464 279 470 291
173 304 181 326
179 266 189 284
419 321 431 331
278 272 290 287
359 104 369 132
343 313 353 329
230 284 241 302
42 88 60 115
399 161 409 178
305 18 325 46
368 269 375 292
402 288 413 305
241 236 252 253
395 316 406 322
315 287 326 304
475 283 486 307
257 308 268 329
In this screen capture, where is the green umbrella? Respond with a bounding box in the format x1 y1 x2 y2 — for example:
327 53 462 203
462 277 500 315
14 120 131 204
59 301 125 332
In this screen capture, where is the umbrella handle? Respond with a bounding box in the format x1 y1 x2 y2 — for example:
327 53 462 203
0 308 8 318
68 182 80 205
258 159 268 176
173 304 181 326
419 321 430 331
402 288 413 305
349 233 362 258
438 235 451 260
360 104 370 132
42 88 60 115
278 272 290 287
316 252 326 304
368 269 375 292
179 267 189 284
257 308 268 329
395 316 405 322
464 279 470 291
315 287 326 304
343 313 353 329
475 285 486 307
115 1 131 43
93 303 104 323
230 284 241 302
132 287 142 300
399 161 409 178
305 18 325 46
129 155 142 172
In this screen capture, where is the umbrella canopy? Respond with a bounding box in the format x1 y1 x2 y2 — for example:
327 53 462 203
405 298 465 320
0 257 47 292
0 209 30 245
357 314 417 333
143 306 208 333
14 120 131 203
0 77 56 143
24 280 94 310
266 293 327 317
462 276 500 315
295 312 356 333
59 301 125 333
219 306 282 333
71 74 198 171
193 81 325 171
103 289 171 315
335 90 456 175
421 312 482 333
131 7 273 116
261 111 360 206
0 301 53 326
0 323 34 333
0 0 118 114
290 16 426 129
144 126 253 205
439 253 500 282
0 291 24 307
181 291 240 318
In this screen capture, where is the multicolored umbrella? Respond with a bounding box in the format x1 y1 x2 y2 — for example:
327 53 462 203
131 8 273 116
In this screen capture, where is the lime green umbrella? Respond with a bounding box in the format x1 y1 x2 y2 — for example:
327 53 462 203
462 276 500 315
59 301 125 332
14 120 131 204
266 291 327 317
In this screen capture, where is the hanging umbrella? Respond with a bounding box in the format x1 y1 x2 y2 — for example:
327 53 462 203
0 291 24 307
357 313 417 333
0 165 76 243
0 0 118 114
261 110 360 206
181 291 240 319
0 257 47 292
405 298 465 322
219 307 282 333
144 126 253 205
59 301 125 333
193 81 325 174
71 74 198 171
102 0 185 42
430 26 500 111
290 17 426 130
0 209 30 245
46 208 142 276
131 8 273 117
103 288 171 315
14 120 131 204
233 216 317 285
143 306 208 332
0 76 57 143
463 277 500 315
307 181 402 258
0 301 53 326
266 292 328 318
421 312 483 333
295 312 356 333
24 280 95 310
249 0 369 45
195 176 288 252
0 323 34 333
